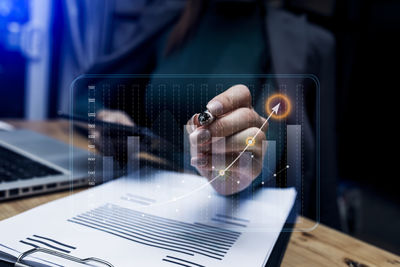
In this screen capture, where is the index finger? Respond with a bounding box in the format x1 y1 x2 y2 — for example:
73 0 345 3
206 84 252 117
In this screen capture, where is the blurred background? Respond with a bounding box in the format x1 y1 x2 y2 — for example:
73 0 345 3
0 0 399 254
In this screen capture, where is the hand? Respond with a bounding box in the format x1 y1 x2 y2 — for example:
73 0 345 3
91 109 135 154
186 85 267 195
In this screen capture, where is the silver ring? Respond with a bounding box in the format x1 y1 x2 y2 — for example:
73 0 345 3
198 110 215 126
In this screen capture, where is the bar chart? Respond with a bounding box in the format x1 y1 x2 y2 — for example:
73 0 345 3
71 75 318 222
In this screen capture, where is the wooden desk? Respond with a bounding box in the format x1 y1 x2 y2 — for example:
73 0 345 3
1 120 399 267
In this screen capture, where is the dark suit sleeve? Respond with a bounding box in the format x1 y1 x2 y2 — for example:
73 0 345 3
307 23 340 229
253 15 340 228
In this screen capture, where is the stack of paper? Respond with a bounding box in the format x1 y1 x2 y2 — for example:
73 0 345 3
0 170 296 267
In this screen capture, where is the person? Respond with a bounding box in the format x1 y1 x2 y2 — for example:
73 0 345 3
70 0 339 228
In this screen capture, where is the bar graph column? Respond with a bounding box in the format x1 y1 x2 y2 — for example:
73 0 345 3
262 140 276 187
127 136 140 176
238 151 253 197
287 125 302 216
212 137 225 174
183 125 193 171
87 85 96 186
102 156 113 183
239 152 253 178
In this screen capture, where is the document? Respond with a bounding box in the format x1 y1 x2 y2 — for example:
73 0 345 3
0 170 296 267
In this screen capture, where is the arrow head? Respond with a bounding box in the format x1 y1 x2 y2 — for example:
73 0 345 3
272 103 280 114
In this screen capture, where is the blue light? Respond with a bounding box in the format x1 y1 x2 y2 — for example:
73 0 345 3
0 0 13 17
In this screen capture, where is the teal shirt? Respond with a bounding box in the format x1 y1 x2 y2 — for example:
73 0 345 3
142 3 270 171
146 2 269 127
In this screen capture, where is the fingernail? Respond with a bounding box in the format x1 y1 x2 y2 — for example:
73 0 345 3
195 129 211 144
192 114 200 129
191 157 208 167
189 115 197 131
207 101 223 116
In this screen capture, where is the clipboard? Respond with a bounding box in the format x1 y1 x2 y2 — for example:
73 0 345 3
0 171 297 267
0 211 296 267
0 221 294 267
0 246 114 267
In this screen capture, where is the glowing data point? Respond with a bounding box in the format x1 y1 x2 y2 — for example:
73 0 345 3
286 165 290 168
261 181 265 185
273 173 277 177
219 170 225 176
265 93 291 120
237 181 240 184
246 137 255 146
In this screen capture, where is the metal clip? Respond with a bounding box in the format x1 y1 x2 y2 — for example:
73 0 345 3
15 247 114 267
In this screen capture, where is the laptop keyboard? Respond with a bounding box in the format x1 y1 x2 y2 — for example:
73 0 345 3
0 145 62 183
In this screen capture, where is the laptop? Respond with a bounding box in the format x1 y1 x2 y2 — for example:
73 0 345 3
0 129 88 201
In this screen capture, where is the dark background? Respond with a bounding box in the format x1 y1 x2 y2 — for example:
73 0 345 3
0 0 399 254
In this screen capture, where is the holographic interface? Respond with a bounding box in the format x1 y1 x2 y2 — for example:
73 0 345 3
69 74 320 232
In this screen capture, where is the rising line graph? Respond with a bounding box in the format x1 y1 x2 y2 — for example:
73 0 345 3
147 103 281 207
